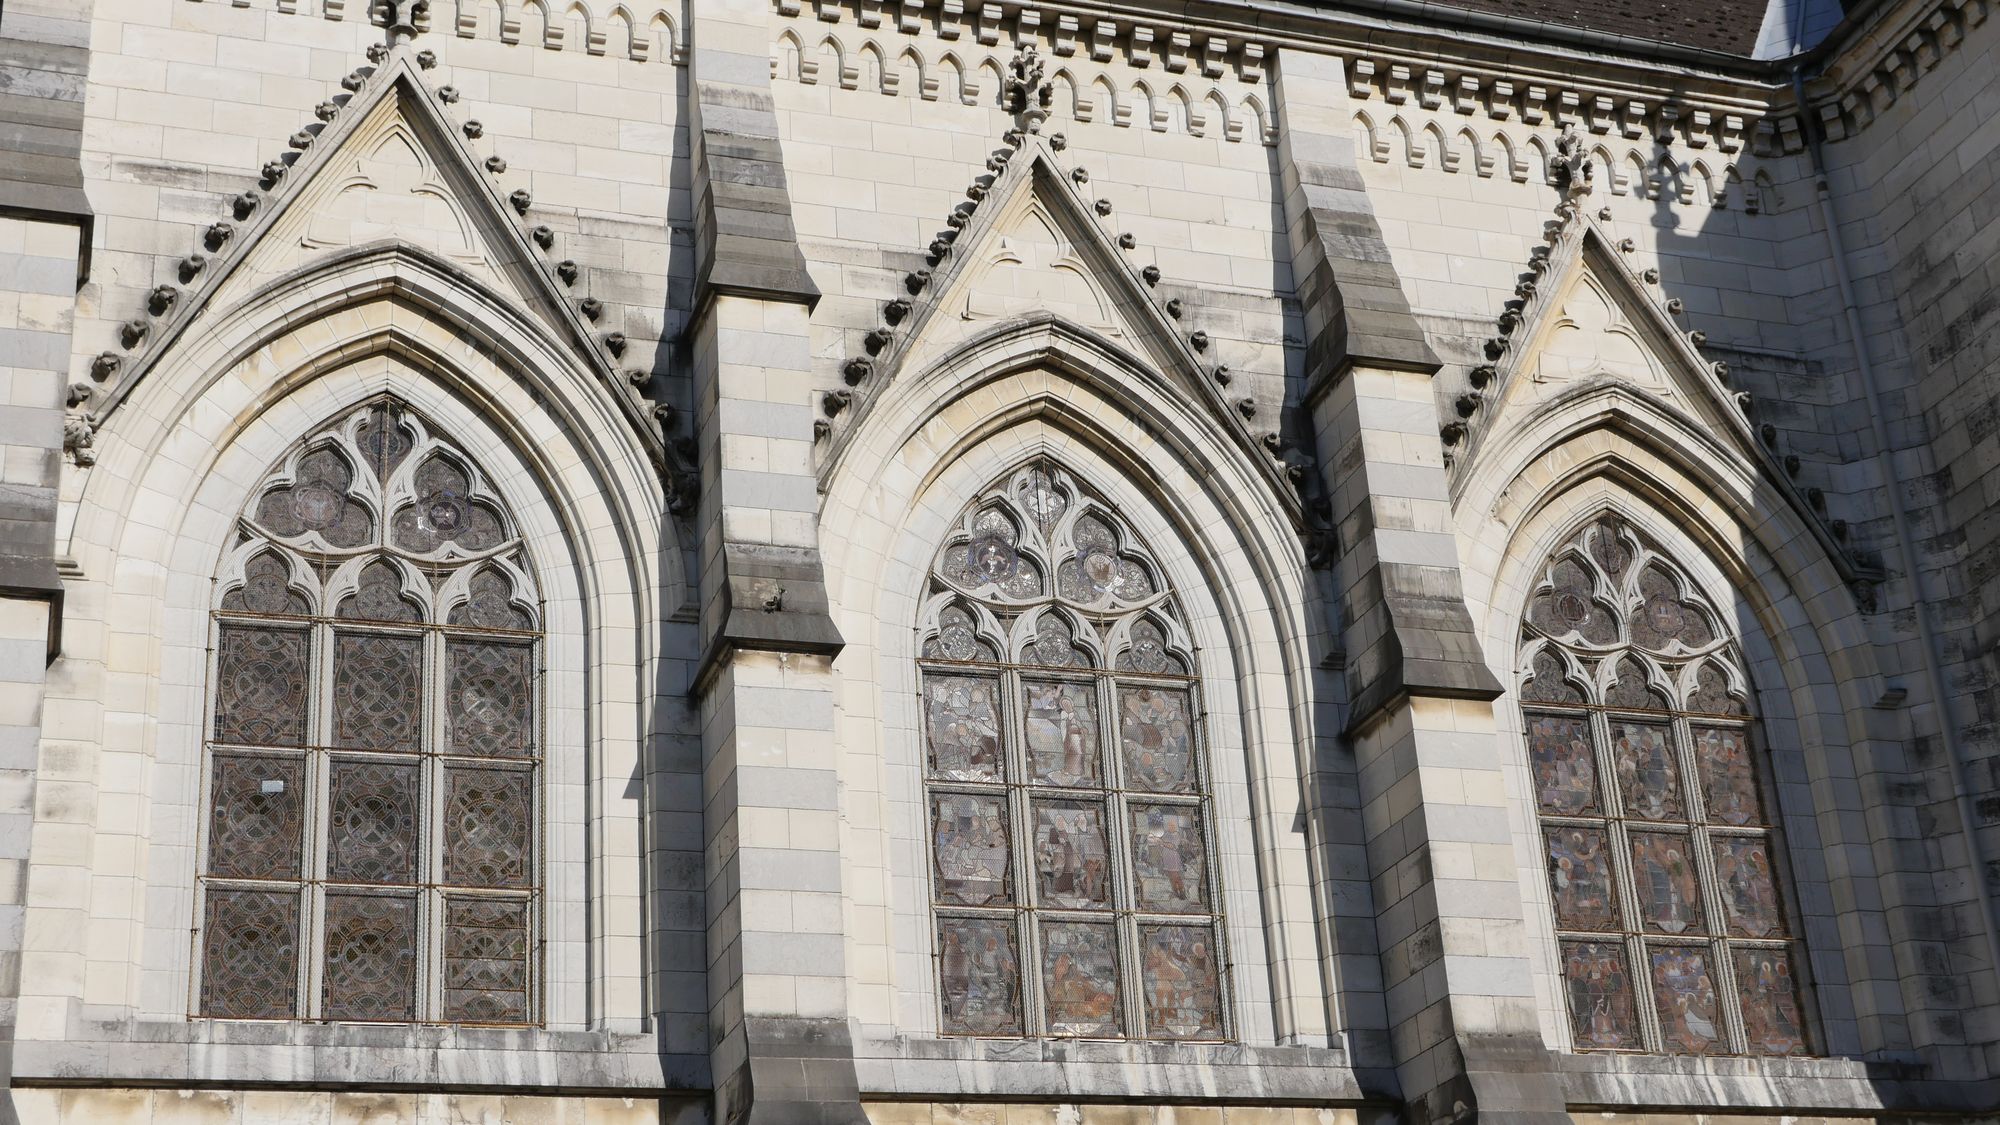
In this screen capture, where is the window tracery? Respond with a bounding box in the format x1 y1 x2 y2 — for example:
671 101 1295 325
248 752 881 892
1519 514 1810 1056
921 462 1224 1040
197 399 540 1025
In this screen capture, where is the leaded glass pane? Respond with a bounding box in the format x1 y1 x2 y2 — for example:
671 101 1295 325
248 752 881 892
1695 726 1763 826
923 605 998 661
1609 720 1680 820
1118 686 1196 794
1630 831 1704 935
201 889 299 1018
1032 800 1110 908
1561 940 1641 1050
332 633 421 751
1527 557 1617 644
445 896 531 1022
924 674 1003 782
1024 615 1087 667
443 766 534 888
1521 649 1585 704
1629 565 1712 651
1138 924 1223 1039
338 559 422 622
1734 947 1809 1055
1687 662 1745 715
254 447 372 547
1118 620 1185 675
446 640 535 756
354 403 415 484
321 891 417 1021
222 551 308 615
1130 805 1207 912
1024 680 1099 787
1649 946 1723 1054
449 569 533 630
327 758 420 884
1543 826 1618 931
393 457 506 553
1605 656 1669 710
206 753 304 880
938 918 1022 1035
1041 921 1121 1036
932 793 1011 906
1713 837 1783 937
213 625 309 747
1526 713 1598 814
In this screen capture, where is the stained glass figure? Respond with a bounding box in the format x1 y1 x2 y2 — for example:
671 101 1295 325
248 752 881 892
1544 826 1618 931
1043 922 1122 1036
1630 832 1704 935
1024 681 1099 786
1131 805 1207 912
202 399 541 1024
932 794 1011 906
921 461 1219 1040
1562 940 1642 1050
1695 726 1762 825
1611 721 1681 820
1734 947 1809 1055
321 892 418 1021
938 918 1023 1035
1712 837 1782 938
926 675 1003 782
1139 924 1223 1039
1519 513 1810 1056
1526 713 1598 814
1650 946 1722 1054
444 896 531 1023
1119 687 1196 793
1033 801 1110 908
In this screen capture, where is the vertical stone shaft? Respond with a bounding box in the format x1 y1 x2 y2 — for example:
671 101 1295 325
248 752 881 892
686 5 863 1125
1274 48 1569 1125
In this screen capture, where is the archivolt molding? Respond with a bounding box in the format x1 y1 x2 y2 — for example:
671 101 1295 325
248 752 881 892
183 0 689 64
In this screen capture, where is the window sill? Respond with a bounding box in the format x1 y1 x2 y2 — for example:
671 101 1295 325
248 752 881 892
1554 1051 1959 1113
853 1035 1372 1103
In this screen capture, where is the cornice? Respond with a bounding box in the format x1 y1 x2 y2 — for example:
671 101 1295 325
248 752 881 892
1798 0 1989 140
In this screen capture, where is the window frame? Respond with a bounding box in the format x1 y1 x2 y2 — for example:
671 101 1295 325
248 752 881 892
919 463 1230 1043
189 401 546 1027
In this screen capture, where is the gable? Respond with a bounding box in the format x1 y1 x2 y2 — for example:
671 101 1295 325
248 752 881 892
825 135 1298 518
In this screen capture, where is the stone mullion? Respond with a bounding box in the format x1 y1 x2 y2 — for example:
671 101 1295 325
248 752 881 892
1677 712 1748 1055
1592 706 1664 1054
1002 662 1043 1036
303 616 334 1021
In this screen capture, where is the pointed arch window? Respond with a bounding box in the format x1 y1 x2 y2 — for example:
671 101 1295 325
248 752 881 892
197 400 540 1025
1518 514 1812 1056
920 462 1226 1040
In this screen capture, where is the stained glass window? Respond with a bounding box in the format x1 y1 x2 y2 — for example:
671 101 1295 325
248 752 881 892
921 462 1225 1039
197 400 540 1024
1519 513 1811 1056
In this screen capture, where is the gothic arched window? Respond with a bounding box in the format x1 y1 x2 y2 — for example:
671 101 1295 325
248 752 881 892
1519 513 1811 1056
920 462 1225 1040
197 399 540 1024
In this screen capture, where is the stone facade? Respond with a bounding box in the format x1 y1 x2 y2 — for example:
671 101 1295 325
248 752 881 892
0 0 1997 1121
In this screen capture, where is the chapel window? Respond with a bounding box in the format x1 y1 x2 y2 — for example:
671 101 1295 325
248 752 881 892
921 462 1226 1040
1519 513 1811 1055
197 399 539 1024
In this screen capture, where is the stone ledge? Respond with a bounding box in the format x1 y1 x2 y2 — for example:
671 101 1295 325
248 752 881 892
853 1038 1367 1103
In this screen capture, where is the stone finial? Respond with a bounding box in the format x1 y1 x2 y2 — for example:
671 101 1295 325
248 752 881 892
1550 122 1594 195
382 0 428 45
1003 42 1050 127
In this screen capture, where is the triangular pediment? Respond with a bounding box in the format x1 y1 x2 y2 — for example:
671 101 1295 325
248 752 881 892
89 49 659 471
825 135 1297 517
1472 220 1752 464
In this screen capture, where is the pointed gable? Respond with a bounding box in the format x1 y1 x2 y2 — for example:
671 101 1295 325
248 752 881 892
834 135 1297 515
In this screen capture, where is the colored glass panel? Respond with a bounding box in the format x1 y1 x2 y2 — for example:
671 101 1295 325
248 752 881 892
321 892 418 1021
1024 680 1100 787
924 674 1003 783
1041 921 1121 1036
326 758 420 884
1695 726 1763 826
1138 924 1223 1039
1032 800 1109 909
1130 804 1208 913
1630 831 1704 935
932 793 1011 906
444 896 531 1023
1650 946 1723 1054
1713 836 1783 938
445 639 535 756
1561 940 1642 1050
1118 686 1196 794
213 625 309 747
332 632 422 751
200 889 299 1019
1526 713 1598 815
1734 947 1809 1055
1611 721 1682 820
206 753 304 881
443 766 534 888
1544 825 1619 931
937 918 1022 1036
